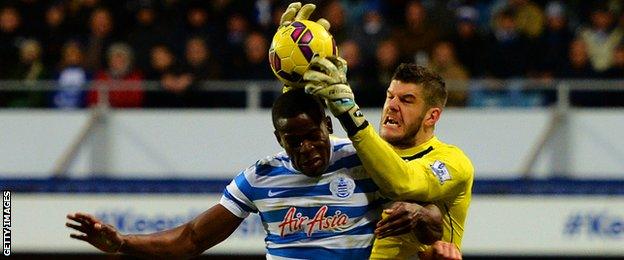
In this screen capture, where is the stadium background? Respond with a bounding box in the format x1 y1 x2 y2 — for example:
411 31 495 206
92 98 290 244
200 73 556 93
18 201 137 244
1 0 623 259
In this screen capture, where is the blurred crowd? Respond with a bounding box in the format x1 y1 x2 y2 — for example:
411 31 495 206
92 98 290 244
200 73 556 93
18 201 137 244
0 0 623 108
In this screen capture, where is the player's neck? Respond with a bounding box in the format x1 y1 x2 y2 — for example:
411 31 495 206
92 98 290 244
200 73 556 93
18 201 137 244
414 129 434 148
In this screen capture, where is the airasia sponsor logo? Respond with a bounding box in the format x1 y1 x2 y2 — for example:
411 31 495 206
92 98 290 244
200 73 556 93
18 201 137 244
278 205 349 237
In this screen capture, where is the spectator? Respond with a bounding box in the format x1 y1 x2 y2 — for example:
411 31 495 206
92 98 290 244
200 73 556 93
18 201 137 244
222 13 250 78
84 8 116 72
181 36 222 108
557 39 598 79
577 4 623 72
127 3 170 72
429 41 469 107
351 8 391 61
52 41 90 109
451 5 487 77
536 1 574 79
183 37 222 81
599 44 624 106
144 44 175 80
359 39 403 107
0 6 23 79
485 8 531 78
40 3 70 70
509 0 545 39
173 3 217 54
239 32 272 80
65 0 100 36
4 39 47 108
241 31 273 107
322 0 349 44
144 44 195 108
251 0 276 36
391 0 441 63
340 40 368 96
87 43 144 108
604 44 624 78
12 0 46 37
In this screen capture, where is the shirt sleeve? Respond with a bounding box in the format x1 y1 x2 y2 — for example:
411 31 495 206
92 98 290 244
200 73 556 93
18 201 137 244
350 125 471 202
219 170 258 218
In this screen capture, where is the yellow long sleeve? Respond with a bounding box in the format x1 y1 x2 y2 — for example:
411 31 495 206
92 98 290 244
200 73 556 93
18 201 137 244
350 125 474 256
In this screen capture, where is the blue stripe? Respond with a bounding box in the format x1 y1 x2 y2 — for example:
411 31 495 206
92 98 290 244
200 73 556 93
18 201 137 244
326 154 361 172
222 188 256 213
266 220 376 244
5 178 624 195
252 178 378 200
268 246 372 260
260 203 382 223
233 172 257 200
275 156 290 163
254 164 293 177
332 142 351 152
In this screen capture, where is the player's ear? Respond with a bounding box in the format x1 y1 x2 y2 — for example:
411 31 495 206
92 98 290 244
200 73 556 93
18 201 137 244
424 107 442 127
324 116 333 134
274 130 284 147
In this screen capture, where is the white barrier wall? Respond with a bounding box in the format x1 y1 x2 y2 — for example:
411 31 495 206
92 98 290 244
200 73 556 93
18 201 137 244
10 194 624 256
1 108 624 179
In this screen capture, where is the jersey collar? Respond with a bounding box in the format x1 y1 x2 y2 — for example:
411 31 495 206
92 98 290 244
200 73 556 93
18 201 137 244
394 136 440 160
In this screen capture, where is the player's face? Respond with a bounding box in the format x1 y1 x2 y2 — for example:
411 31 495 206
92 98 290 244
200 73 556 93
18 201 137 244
275 113 332 177
380 80 427 148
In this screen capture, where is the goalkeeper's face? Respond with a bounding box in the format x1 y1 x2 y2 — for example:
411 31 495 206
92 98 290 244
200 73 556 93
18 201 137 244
275 113 332 177
380 80 427 148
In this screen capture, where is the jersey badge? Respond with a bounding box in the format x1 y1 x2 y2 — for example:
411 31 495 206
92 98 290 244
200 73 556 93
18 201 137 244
430 160 451 184
329 175 355 199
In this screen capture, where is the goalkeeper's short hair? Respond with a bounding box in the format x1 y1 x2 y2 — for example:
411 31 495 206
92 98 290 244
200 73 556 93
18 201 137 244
392 63 447 109
272 88 326 129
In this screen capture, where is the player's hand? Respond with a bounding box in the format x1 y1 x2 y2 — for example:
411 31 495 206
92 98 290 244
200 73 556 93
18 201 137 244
304 56 352 116
304 56 367 135
66 212 125 253
375 202 424 238
431 241 462 260
279 2 331 31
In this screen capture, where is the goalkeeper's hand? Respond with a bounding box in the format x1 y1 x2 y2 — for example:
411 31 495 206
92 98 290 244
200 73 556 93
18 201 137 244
280 2 331 93
279 2 331 31
303 56 368 136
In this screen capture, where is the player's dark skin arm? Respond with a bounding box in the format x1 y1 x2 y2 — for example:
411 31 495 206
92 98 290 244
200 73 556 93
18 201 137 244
375 202 442 245
66 204 243 259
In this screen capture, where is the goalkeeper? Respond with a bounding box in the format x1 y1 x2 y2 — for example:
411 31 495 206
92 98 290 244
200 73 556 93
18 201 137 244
303 55 474 259
279 3 471 260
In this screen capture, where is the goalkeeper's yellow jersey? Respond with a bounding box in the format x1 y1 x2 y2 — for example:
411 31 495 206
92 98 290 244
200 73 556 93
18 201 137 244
350 125 474 259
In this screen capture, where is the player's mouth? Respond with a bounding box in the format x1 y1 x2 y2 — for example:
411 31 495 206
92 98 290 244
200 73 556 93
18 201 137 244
302 156 323 169
383 116 401 129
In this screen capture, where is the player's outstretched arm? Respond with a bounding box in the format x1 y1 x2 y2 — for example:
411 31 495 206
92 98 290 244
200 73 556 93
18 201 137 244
66 204 243 258
374 202 442 245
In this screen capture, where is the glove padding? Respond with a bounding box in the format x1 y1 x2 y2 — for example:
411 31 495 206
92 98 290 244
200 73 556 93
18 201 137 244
304 56 351 114
303 56 368 136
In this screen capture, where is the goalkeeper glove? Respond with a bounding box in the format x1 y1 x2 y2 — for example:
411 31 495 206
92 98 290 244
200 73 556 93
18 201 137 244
304 56 368 136
280 2 331 93
279 2 331 31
